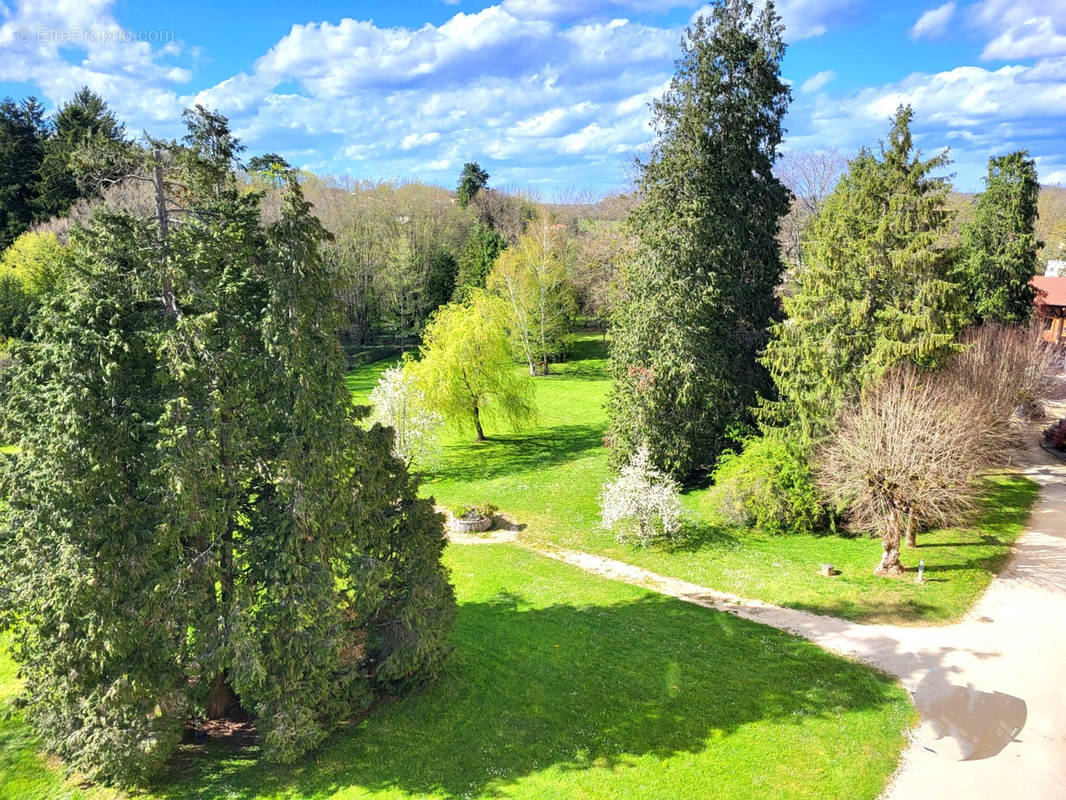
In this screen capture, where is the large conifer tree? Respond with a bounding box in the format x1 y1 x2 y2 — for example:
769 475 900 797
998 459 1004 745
0 108 453 784
607 0 791 480
961 150 1040 325
761 106 965 436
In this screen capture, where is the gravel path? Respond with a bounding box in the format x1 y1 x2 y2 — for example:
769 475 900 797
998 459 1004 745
453 442 1066 799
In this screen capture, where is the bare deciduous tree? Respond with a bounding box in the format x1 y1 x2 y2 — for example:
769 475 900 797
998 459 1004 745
775 149 847 268
818 368 984 575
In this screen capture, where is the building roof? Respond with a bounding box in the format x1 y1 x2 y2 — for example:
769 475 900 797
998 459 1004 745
1032 275 1066 308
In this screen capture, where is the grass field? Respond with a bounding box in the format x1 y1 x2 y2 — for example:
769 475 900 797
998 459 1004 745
0 546 913 800
349 332 1040 625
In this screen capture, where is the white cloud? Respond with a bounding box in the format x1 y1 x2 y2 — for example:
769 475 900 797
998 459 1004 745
974 0 1066 60
910 2 955 40
800 70 835 93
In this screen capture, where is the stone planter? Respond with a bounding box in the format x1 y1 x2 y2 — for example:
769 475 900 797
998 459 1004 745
450 514 493 534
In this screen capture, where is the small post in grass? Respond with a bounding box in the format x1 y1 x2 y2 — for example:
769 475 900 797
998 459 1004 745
916 559 925 585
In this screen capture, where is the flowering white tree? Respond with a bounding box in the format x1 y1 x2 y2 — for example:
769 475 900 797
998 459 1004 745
600 445 683 545
369 362 444 468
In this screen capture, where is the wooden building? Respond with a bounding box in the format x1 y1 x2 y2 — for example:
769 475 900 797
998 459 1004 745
1033 275 1066 343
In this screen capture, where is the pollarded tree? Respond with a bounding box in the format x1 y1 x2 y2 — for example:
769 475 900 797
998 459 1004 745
818 368 984 575
761 106 966 437
488 215 576 375
413 291 535 441
961 151 1040 325
608 0 792 481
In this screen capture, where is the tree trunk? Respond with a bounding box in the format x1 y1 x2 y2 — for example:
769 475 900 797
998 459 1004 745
473 403 485 441
905 512 917 548
206 672 240 718
875 511 905 575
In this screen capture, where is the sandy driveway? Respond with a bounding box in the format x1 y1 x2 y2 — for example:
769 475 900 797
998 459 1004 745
490 445 1066 799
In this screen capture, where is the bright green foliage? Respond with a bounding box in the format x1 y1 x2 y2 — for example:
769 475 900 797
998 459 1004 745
413 291 535 441
35 87 127 220
761 106 965 436
0 230 65 339
456 161 489 208
0 108 454 785
608 1 791 481
708 433 828 536
961 151 1040 325
454 222 506 299
0 97 46 249
488 217 576 375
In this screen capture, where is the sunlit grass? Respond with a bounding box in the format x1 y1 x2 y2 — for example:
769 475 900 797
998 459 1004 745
0 548 914 800
351 331 1040 625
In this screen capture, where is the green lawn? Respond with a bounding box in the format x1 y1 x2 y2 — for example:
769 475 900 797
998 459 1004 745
0 545 913 800
350 331 1040 625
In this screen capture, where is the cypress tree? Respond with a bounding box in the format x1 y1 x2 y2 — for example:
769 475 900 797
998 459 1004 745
761 106 965 436
961 150 1040 325
608 0 791 481
0 108 454 784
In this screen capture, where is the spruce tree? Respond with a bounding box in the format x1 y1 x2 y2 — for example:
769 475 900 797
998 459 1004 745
761 106 965 436
961 150 1040 325
608 0 791 480
35 87 127 219
0 108 454 784
453 222 505 299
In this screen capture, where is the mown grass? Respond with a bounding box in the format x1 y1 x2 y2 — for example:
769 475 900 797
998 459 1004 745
350 331 1040 625
0 546 914 800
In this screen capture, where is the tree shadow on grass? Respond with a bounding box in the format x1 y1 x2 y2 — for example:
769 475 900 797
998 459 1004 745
661 520 742 554
150 592 905 800
430 424 605 484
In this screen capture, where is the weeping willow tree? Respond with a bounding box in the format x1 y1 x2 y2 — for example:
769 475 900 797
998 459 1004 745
0 107 454 785
761 106 966 436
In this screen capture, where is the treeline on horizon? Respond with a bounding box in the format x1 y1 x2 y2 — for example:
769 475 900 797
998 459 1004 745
3 84 1066 358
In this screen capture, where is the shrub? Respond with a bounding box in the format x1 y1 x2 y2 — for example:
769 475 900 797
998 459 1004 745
709 434 827 536
452 503 498 520
600 445 683 546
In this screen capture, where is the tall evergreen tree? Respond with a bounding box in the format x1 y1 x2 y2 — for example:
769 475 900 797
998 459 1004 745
961 150 1040 325
456 161 489 207
0 108 454 784
607 0 791 481
453 222 506 299
0 96 46 249
35 87 127 219
761 106 965 436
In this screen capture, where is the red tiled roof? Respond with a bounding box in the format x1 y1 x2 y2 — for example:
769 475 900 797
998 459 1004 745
1032 275 1066 308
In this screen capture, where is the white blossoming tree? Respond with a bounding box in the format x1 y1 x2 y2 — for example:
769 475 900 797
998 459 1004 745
600 444 683 546
369 362 444 469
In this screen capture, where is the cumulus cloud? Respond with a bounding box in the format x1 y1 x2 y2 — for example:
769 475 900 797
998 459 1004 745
910 2 955 40
787 58 1066 188
974 0 1066 60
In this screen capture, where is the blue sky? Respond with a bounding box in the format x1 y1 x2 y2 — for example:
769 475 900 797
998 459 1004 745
2 0 1065 194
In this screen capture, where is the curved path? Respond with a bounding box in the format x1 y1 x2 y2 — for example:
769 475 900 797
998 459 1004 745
471 445 1066 799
